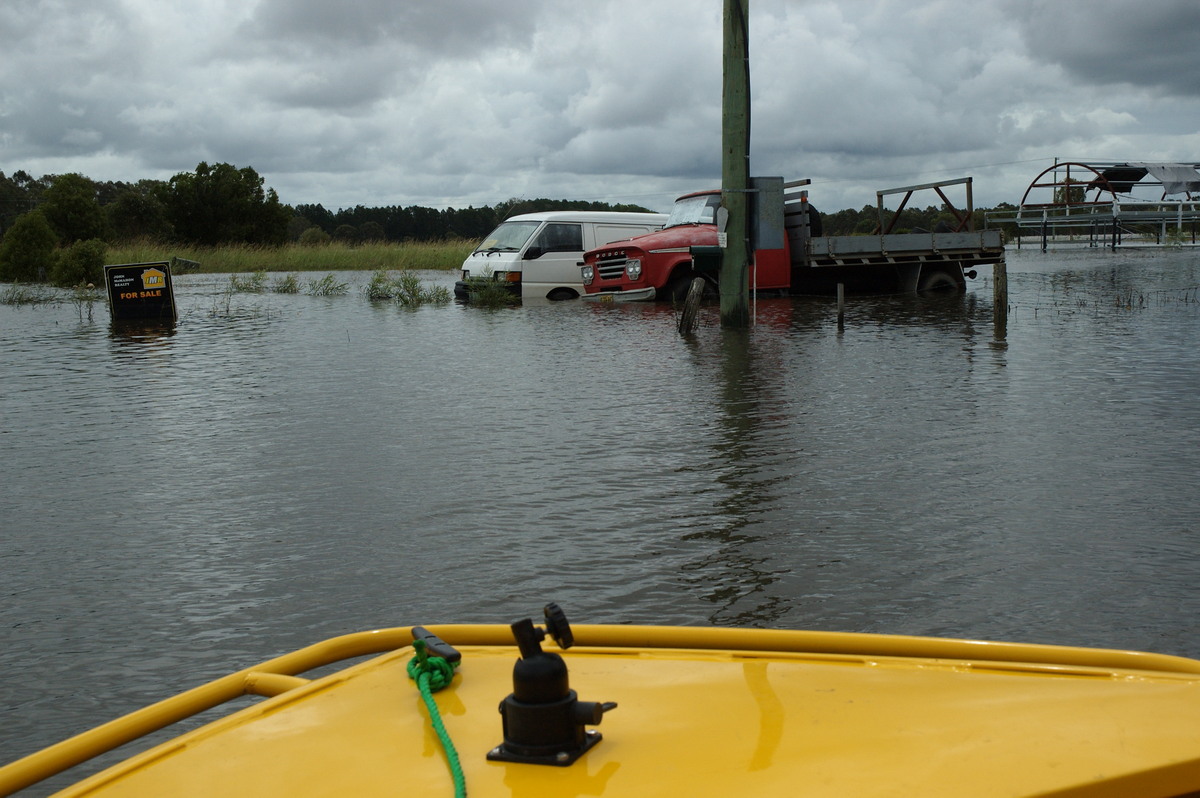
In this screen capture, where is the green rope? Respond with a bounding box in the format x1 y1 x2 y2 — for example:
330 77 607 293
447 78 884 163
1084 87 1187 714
407 638 466 798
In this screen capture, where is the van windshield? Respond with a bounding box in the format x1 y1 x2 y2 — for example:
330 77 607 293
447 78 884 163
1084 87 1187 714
474 221 540 253
665 194 721 228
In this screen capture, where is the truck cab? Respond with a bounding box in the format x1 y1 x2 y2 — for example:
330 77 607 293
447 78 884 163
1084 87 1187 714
455 211 667 301
580 190 792 301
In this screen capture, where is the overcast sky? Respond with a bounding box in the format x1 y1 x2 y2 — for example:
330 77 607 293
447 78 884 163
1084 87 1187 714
3 0 1198 214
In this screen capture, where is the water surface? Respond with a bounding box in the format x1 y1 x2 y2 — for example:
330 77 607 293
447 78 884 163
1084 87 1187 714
3 249 1199 787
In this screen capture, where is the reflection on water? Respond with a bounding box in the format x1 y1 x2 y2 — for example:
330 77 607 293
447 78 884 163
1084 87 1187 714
108 320 177 345
2 251 1200 784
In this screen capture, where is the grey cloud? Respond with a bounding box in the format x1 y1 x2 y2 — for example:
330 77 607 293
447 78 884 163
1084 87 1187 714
242 0 550 52
1009 0 1200 95
2 0 1198 215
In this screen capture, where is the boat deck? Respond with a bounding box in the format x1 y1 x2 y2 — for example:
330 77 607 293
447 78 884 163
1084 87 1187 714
6 624 1200 798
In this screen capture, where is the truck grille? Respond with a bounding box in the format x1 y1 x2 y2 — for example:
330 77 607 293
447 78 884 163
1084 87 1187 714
595 253 628 281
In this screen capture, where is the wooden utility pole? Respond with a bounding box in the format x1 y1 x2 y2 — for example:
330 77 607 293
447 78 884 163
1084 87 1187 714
719 0 751 328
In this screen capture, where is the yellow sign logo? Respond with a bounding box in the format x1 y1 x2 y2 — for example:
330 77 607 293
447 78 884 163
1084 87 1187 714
141 268 166 289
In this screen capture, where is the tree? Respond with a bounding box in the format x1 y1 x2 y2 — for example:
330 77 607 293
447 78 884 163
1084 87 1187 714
287 214 313 242
1054 178 1087 206
294 203 335 233
333 224 361 243
50 238 107 287
853 205 879 235
40 173 108 245
821 207 862 236
165 162 290 246
0 171 36 236
106 181 171 240
0 210 58 282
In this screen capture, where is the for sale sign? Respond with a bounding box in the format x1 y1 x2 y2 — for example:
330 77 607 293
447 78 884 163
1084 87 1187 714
105 261 177 322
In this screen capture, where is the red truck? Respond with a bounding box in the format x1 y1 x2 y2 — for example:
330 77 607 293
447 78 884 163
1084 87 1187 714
580 177 1005 300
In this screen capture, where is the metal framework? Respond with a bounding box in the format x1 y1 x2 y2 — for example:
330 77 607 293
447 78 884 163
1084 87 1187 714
986 160 1200 249
877 176 975 234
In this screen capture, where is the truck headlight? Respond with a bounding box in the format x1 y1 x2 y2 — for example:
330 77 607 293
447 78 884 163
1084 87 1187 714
581 264 594 285
625 258 642 280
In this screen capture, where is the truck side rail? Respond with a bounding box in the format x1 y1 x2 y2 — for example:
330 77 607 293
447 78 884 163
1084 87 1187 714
805 230 1005 267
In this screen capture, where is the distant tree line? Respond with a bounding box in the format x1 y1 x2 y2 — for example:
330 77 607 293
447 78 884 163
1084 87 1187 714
818 203 1021 237
0 164 658 254
0 162 1022 285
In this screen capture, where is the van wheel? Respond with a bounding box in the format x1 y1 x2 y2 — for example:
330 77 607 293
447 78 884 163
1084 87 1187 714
917 267 964 294
547 288 578 301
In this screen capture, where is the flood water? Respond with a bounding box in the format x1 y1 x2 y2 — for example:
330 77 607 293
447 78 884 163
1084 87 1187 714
3 248 1200 787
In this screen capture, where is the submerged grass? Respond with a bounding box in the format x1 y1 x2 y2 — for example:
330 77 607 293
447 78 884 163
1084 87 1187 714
462 273 519 308
106 239 475 274
364 270 452 305
305 274 350 296
0 283 60 305
2 282 102 320
229 271 268 292
272 273 300 294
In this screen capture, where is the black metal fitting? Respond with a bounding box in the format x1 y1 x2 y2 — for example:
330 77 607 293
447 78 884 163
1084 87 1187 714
487 604 616 766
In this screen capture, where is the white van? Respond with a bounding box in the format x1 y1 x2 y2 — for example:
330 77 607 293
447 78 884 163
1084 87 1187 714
454 211 668 301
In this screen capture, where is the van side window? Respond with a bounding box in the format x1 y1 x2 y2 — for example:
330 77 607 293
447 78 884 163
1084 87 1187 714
533 223 584 253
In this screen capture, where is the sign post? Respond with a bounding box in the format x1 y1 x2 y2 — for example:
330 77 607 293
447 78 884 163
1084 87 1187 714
104 261 177 323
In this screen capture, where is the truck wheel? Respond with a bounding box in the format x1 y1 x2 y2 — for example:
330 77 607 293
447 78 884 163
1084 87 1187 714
665 273 696 302
546 288 578 301
667 273 716 302
917 266 964 294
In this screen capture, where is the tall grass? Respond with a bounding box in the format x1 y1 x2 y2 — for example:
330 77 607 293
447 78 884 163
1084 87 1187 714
105 238 475 273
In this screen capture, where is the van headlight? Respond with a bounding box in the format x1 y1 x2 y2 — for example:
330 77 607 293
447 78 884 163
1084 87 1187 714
581 264 594 285
625 258 642 280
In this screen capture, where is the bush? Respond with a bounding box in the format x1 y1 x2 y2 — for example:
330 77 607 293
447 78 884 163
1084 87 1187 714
0 210 59 282
50 238 107 287
299 226 331 246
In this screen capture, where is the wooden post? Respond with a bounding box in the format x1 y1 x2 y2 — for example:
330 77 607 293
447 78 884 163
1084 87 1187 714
837 283 845 331
719 0 750 328
993 259 1008 340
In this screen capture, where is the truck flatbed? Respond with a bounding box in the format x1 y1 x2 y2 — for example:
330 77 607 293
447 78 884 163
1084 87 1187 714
804 230 1005 269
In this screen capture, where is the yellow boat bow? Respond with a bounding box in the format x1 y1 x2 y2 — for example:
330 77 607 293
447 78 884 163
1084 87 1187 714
5 606 1200 797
